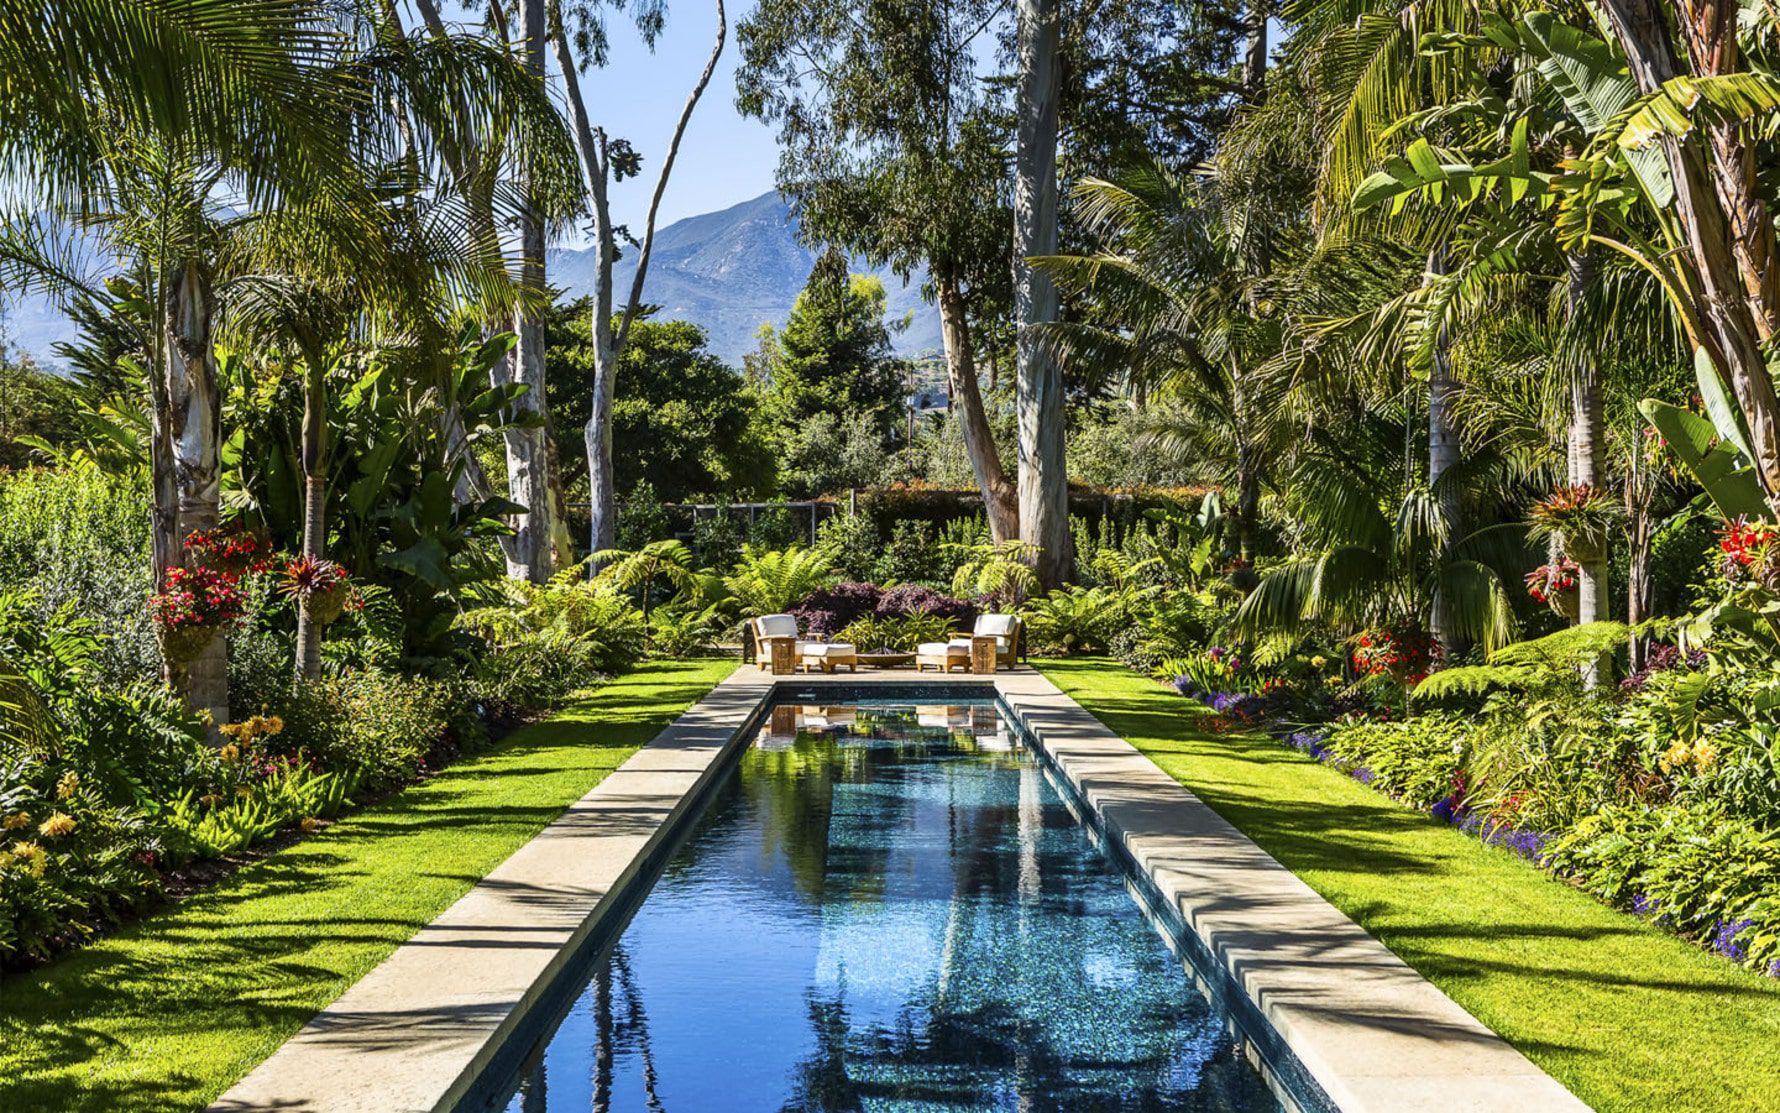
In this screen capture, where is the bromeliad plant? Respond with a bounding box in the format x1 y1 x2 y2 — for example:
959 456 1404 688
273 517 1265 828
1529 485 1623 564
279 556 354 626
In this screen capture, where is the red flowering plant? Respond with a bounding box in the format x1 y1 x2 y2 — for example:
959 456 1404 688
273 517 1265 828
1525 559 1581 618
1349 624 1441 686
148 565 248 663
183 525 277 576
1718 516 1780 588
279 556 355 625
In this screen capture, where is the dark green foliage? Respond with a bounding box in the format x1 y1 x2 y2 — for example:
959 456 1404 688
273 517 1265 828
1323 716 1468 808
547 301 776 502
616 480 672 550
747 499 802 549
277 670 481 792
0 467 157 684
0 357 82 469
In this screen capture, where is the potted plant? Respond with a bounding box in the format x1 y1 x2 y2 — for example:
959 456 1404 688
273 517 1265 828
148 565 248 665
1529 484 1621 564
280 556 353 626
182 525 276 577
1525 560 1581 620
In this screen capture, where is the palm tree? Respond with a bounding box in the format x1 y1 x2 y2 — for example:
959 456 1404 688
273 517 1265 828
1033 159 1301 560
1231 415 1523 652
0 0 367 726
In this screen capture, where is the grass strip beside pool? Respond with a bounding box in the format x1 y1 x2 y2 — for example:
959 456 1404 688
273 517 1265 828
1039 658 1780 1113
0 658 737 1113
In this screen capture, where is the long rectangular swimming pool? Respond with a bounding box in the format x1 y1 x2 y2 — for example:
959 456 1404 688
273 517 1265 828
471 700 1287 1112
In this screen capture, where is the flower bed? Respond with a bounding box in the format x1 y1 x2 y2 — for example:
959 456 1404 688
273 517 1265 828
1168 675 1780 978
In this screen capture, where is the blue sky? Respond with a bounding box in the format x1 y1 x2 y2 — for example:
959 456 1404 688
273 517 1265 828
441 0 781 241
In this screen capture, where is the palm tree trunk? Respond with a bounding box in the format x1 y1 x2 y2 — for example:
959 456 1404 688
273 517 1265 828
1242 1 1268 100
295 354 326 681
1566 250 1608 635
1013 0 1070 588
165 258 228 733
1426 251 1463 654
936 272 1018 542
1626 441 1655 673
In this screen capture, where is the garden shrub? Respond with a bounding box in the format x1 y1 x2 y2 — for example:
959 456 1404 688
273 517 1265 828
815 510 881 581
0 754 163 967
0 467 158 684
277 669 478 792
1024 585 1130 654
788 581 883 637
875 583 975 625
1322 716 1468 809
470 638 610 725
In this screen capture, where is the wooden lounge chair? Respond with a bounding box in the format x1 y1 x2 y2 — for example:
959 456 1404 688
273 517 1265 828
750 614 856 673
947 614 1022 670
915 641 970 672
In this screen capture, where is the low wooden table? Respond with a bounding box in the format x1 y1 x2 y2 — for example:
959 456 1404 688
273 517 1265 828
857 651 916 669
970 635 999 674
764 636 797 675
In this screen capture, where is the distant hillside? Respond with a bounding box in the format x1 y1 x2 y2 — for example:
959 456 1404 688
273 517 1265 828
553 191 942 364
3 192 942 370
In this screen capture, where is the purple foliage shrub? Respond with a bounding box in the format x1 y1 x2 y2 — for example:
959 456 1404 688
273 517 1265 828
876 584 976 625
787 582 884 638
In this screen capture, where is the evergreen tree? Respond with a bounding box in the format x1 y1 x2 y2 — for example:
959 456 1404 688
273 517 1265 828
763 249 903 432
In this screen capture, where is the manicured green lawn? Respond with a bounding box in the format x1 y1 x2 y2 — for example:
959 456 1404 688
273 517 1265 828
1039 658 1780 1113
0 658 735 1113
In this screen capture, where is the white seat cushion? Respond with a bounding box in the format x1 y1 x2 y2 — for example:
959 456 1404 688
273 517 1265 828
756 614 799 639
976 614 1018 637
918 641 967 656
802 642 856 658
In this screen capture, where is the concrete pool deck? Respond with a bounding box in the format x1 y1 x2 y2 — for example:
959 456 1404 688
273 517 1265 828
211 665 1590 1113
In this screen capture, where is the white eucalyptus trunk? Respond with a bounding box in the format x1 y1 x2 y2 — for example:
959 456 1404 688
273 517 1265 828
551 0 725 562
1013 0 1070 588
937 272 1019 541
503 0 555 582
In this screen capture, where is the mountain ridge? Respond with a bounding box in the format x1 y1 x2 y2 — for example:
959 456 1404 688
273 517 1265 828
2 191 941 369
555 191 942 363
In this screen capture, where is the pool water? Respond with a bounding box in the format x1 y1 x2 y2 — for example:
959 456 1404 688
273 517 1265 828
483 702 1282 1112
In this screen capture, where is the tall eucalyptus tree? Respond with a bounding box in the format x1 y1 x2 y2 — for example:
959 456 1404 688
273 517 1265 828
1012 0 1070 587
547 0 726 557
736 0 1020 541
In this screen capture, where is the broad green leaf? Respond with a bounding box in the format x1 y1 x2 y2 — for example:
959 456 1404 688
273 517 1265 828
1694 345 1755 462
1639 397 1770 520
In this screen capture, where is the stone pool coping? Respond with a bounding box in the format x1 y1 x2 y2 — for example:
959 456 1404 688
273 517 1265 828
211 666 1589 1113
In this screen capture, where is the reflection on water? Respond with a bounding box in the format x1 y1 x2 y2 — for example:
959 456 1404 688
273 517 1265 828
492 703 1280 1113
